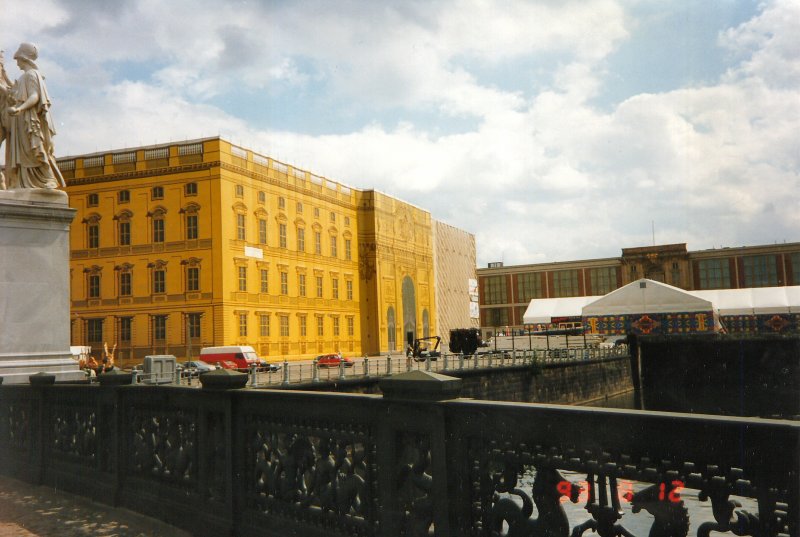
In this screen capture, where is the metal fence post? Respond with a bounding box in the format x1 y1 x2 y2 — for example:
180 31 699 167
249 364 257 387
364 355 370 378
338 359 346 380
282 360 290 386
443 353 448 371
312 361 320 383
459 352 464 370
387 354 392 376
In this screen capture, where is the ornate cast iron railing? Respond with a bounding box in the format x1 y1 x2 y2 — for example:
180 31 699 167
0 377 797 537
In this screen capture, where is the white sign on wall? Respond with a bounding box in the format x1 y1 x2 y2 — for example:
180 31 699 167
470 302 480 319
244 246 263 259
468 278 479 302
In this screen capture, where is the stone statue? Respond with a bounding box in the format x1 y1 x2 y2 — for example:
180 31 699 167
0 43 65 190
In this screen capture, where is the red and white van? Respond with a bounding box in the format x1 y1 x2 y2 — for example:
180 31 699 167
199 346 259 371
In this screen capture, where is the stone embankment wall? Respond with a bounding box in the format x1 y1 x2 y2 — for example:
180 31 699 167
288 357 633 405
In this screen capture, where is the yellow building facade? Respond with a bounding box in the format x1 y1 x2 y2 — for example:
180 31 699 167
63 137 440 364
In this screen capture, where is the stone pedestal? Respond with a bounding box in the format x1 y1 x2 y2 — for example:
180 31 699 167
0 189 83 383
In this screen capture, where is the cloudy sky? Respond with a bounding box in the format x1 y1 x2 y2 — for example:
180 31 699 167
3 0 798 266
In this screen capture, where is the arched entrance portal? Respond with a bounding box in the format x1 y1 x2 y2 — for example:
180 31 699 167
402 276 417 348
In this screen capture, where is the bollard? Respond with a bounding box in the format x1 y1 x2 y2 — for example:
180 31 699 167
425 356 431 372
282 360 290 386
249 364 257 387
364 355 370 378
386 354 392 375
338 358 346 380
312 361 320 383
443 353 448 371
406 354 412 372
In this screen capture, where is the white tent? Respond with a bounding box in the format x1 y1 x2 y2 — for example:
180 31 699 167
691 286 800 315
582 279 713 316
522 296 602 325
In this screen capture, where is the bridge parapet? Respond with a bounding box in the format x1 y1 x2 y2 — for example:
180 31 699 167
0 375 797 537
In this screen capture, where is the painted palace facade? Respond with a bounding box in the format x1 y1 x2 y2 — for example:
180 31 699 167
63 137 476 364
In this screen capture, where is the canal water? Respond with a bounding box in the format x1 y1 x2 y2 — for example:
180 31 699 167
506 390 757 536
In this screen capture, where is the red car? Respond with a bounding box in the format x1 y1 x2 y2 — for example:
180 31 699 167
314 353 355 368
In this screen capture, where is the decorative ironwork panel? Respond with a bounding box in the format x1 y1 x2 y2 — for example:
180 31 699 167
1 400 31 451
468 439 793 537
51 405 97 464
396 432 433 537
245 416 376 536
204 411 227 502
128 408 197 488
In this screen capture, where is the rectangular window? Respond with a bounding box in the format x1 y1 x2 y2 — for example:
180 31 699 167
119 222 130 246
345 239 351 260
333 317 340 336
743 255 778 287
186 215 198 240
153 269 165 294
88 274 100 298
118 190 130 203
260 269 268 293
590 267 617 295
330 211 336 223
516 273 542 302
299 316 307 337
188 313 201 339
87 318 103 343
553 270 579 297
259 219 267 244
280 315 289 337
332 278 339 299
236 214 246 241
278 197 285 209
317 316 324 337
119 317 131 342
187 267 199 292
152 186 164 200
280 271 288 295
344 216 350 226
316 276 323 298
185 182 197 196
260 315 270 337
153 315 167 340
279 223 287 248
346 280 353 300
239 313 248 337
297 228 305 251
87 193 99 206
698 259 731 290
235 184 244 197
153 219 164 243
296 202 303 213
258 191 266 203
119 272 132 296
330 236 337 257
347 317 354 337
88 224 99 248
238 266 247 292
315 232 322 254
298 274 306 296
486 308 509 327
483 275 507 305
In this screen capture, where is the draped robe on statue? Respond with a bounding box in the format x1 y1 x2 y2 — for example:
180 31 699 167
4 68 63 189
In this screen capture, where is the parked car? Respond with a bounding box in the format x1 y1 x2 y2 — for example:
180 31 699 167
257 360 282 373
180 360 216 377
314 353 355 368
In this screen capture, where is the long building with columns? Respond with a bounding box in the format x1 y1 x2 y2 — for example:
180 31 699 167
62 137 476 364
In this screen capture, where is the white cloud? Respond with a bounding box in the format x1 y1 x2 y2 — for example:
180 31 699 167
4 0 797 266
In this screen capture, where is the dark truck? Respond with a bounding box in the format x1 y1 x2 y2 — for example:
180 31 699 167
448 328 486 356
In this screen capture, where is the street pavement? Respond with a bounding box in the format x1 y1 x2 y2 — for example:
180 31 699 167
0 475 189 537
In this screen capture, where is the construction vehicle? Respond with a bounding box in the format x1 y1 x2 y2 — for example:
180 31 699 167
406 336 442 362
448 328 485 356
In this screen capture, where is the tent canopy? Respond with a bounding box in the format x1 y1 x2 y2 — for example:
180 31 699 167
522 296 602 325
582 279 713 316
691 286 800 315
